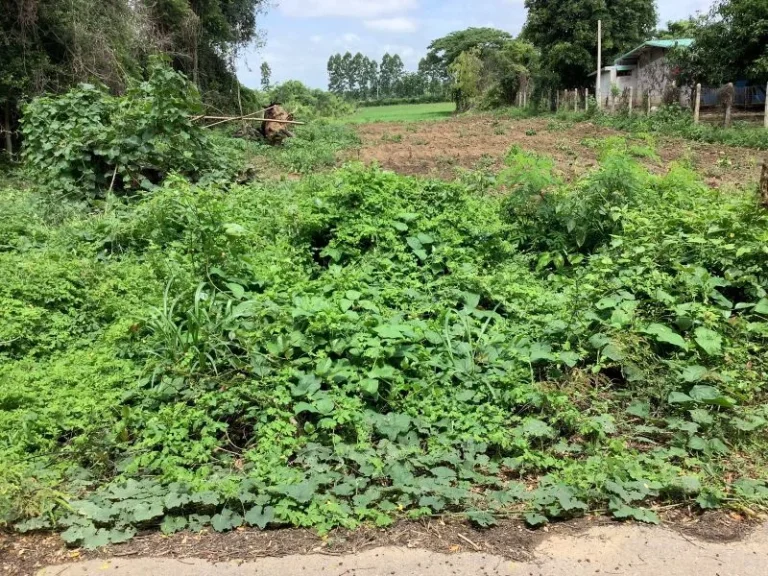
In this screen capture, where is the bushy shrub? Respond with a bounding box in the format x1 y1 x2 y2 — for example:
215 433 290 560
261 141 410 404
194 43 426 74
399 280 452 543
21 59 211 200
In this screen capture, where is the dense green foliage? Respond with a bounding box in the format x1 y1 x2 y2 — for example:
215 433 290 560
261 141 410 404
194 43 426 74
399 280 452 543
21 61 215 200
2 139 768 548
593 106 768 150
523 0 657 88
0 0 269 158
670 0 768 87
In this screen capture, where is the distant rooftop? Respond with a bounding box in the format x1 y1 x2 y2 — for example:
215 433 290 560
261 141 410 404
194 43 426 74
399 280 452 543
614 39 694 65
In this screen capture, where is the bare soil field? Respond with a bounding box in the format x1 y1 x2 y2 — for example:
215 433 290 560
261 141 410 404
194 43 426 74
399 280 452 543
348 115 765 188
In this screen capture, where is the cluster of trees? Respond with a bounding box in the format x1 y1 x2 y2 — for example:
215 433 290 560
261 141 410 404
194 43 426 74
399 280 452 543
1 0 269 156
327 53 449 102
669 0 767 89
421 0 765 111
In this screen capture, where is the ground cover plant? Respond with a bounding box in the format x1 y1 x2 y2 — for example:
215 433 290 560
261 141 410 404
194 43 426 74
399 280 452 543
2 139 768 549
554 105 768 151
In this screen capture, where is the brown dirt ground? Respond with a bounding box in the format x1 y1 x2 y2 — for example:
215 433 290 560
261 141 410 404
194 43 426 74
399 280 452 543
1 511 759 576
344 116 766 188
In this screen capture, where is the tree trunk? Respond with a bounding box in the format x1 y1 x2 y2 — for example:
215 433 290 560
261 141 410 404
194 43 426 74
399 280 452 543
760 160 768 208
3 100 12 159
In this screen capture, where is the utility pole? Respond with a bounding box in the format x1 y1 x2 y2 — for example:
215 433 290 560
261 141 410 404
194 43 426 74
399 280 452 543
596 20 602 110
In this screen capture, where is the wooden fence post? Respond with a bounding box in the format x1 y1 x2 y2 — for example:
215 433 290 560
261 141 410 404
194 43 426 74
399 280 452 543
724 82 734 128
585 88 589 111
694 83 702 125
764 82 768 129
573 89 578 112
647 90 651 115
628 87 633 116
556 90 560 110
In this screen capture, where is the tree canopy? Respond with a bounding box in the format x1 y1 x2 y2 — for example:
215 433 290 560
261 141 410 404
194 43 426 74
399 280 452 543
425 28 515 73
523 0 657 87
672 0 768 87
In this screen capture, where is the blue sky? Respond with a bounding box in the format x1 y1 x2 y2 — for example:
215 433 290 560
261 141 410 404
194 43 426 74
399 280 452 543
236 0 715 90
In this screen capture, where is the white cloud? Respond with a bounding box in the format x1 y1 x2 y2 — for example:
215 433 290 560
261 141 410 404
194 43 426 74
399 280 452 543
310 35 324 44
364 17 418 33
279 0 418 18
341 33 361 43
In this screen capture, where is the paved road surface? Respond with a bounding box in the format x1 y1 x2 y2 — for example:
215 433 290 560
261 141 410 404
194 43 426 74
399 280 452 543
38 522 767 576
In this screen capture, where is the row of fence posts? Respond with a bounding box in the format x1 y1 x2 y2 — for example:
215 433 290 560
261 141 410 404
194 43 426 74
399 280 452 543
693 82 768 129
545 82 768 129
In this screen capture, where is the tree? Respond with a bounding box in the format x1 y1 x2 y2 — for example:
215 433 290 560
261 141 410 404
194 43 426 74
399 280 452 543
672 0 768 87
260 62 272 90
327 54 344 94
652 19 699 40
523 0 657 87
341 52 354 96
450 49 484 112
426 28 514 73
379 53 394 97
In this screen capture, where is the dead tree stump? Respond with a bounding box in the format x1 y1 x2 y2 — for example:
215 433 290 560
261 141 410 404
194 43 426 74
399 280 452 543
761 160 768 208
262 104 295 145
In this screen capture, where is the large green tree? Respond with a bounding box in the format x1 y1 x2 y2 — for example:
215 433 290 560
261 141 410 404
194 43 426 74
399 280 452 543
523 0 657 87
425 28 514 76
672 0 768 87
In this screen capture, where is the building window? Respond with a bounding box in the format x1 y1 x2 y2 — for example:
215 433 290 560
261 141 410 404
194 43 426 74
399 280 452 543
617 70 632 77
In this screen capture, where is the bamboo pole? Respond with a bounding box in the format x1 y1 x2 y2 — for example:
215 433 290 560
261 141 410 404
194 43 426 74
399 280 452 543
596 20 602 109
694 83 702 125
204 117 305 129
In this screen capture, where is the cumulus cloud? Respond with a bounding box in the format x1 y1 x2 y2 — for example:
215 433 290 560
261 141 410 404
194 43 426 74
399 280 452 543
279 0 418 18
363 17 418 33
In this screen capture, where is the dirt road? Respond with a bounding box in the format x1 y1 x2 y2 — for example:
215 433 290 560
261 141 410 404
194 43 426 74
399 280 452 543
38 522 768 576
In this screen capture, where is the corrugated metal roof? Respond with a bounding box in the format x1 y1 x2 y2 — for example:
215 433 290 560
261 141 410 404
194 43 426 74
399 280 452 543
588 65 635 77
614 39 694 64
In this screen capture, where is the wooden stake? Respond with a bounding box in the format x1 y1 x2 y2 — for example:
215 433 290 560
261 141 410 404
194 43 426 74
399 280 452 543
761 160 768 208
647 90 651 115
556 90 560 110
596 20 602 109
694 83 702 124
628 87 633 116
764 82 768 129
574 89 578 112
585 88 589 111
724 82 734 128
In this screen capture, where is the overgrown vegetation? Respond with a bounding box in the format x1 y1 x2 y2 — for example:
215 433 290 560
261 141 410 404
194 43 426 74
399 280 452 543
598 107 768 151
2 136 768 548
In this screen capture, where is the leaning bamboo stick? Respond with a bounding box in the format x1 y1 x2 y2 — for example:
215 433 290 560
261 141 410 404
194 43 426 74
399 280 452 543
203 117 305 129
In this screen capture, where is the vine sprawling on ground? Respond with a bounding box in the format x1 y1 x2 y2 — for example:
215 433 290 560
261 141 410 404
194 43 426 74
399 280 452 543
2 133 768 548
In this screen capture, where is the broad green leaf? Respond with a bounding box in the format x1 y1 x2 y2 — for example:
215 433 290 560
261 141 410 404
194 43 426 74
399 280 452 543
645 324 688 350
754 299 768 315
211 509 243 533
160 516 188 535
694 327 722 356
245 505 275 530
681 365 709 382
524 513 549 527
